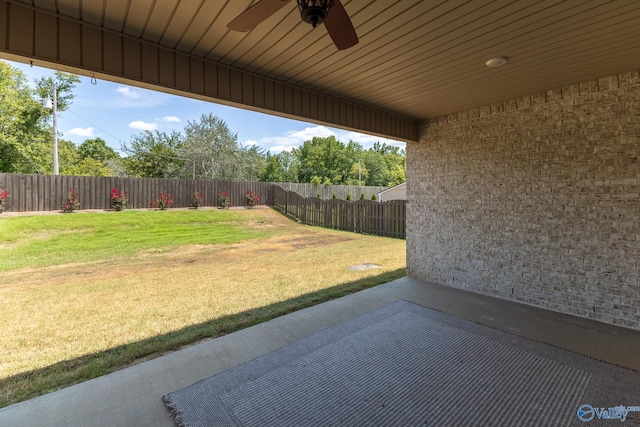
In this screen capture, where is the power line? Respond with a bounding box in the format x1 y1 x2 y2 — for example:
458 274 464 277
66 108 125 146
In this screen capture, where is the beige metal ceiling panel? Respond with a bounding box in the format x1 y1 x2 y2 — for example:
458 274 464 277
75 0 102 26
159 0 204 48
173 1 226 54
123 0 154 38
103 0 130 32
55 0 80 19
141 0 179 44
324 0 640 116
366 4 640 107
205 2 297 64
311 0 540 94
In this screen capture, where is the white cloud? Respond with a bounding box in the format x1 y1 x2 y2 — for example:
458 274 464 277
129 121 158 131
255 125 336 153
287 125 335 140
161 115 180 123
250 124 406 153
66 127 95 137
335 130 406 150
116 87 140 99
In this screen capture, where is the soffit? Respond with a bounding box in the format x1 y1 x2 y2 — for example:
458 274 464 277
16 0 640 121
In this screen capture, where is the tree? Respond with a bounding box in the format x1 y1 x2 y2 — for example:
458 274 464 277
122 130 184 177
296 136 355 184
78 138 119 162
35 71 81 113
0 61 49 172
178 113 264 180
260 151 300 182
64 157 114 176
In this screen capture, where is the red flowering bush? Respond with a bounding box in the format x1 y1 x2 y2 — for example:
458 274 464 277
62 189 80 213
110 188 128 211
151 193 174 210
0 189 7 214
191 191 203 209
245 190 259 208
218 191 231 209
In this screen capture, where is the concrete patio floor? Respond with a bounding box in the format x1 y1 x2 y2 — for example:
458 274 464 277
1 276 639 427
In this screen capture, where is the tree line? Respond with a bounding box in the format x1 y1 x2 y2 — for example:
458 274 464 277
0 60 405 186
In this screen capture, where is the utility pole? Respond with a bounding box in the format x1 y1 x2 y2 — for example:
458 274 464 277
43 81 59 175
51 82 59 175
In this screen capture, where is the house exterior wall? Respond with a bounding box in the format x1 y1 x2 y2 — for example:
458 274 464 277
378 183 407 202
407 70 640 330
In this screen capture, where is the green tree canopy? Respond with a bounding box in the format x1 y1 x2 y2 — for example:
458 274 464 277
0 61 49 172
77 138 119 162
35 71 81 113
178 113 265 180
122 130 184 178
275 135 405 187
296 136 354 184
260 151 300 182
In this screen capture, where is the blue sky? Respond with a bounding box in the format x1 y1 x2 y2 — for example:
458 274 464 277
7 59 404 156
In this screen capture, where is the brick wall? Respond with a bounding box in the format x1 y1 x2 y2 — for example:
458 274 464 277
407 70 640 330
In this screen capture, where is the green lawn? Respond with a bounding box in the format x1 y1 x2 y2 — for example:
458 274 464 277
0 208 406 407
0 209 268 271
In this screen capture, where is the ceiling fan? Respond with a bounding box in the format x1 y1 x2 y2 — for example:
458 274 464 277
228 0 359 50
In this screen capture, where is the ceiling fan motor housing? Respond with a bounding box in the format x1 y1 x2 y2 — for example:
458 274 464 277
297 0 335 28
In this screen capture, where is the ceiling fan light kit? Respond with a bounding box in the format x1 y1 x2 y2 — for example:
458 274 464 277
297 0 335 28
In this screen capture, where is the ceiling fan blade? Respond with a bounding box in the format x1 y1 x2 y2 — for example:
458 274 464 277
228 0 293 32
324 0 358 50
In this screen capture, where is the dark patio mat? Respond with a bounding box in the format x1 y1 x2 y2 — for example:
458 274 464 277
163 300 640 426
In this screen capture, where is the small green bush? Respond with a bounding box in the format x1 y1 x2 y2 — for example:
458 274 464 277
346 194 352 201
360 193 365 200
371 194 378 201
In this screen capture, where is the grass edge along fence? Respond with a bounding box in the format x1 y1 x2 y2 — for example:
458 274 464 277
0 173 405 239
272 185 406 239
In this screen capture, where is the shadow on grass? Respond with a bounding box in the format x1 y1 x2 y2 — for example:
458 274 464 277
0 268 406 408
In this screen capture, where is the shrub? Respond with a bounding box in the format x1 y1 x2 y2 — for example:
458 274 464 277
360 193 365 200
62 189 80 213
316 193 321 198
371 194 378 201
346 194 352 201
110 188 128 211
332 193 337 199
0 189 7 214
218 191 231 209
150 193 174 210
246 190 259 208
191 191 203 209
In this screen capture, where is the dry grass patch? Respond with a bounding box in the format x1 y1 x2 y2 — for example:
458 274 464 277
0 208 405 407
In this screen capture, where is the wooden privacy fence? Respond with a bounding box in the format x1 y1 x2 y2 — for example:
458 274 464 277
272 186 406 239
0 173 274 211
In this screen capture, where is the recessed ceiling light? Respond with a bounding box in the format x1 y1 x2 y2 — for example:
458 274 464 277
485 56 509 67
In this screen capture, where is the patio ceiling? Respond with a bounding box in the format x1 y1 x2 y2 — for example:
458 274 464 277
4 0 640 138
